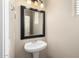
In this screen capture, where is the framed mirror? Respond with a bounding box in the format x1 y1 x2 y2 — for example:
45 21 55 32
20 5 45 39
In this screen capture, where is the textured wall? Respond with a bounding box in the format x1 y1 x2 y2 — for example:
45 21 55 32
9 0 48 58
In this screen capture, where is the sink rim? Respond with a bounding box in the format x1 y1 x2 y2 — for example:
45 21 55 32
24 40 47 53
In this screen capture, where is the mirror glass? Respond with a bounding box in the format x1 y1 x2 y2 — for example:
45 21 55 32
21 6 45 39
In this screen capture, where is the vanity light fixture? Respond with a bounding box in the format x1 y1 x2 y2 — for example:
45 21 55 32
26 0 44 9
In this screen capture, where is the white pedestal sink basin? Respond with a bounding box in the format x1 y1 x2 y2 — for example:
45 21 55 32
24 40 47 58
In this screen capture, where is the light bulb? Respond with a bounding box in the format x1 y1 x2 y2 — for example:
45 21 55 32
34 1 38 7
26 0 32 5
40 3 44 8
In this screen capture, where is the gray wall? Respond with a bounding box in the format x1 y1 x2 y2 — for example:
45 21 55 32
46 0 79 58
0 0 3 58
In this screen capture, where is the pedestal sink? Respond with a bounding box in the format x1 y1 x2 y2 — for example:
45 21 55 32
24 40 47 58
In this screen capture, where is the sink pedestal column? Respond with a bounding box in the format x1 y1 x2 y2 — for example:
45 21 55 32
33 52 39 58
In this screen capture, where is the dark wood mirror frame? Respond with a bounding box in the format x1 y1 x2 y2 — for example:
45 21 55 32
20 5 45 39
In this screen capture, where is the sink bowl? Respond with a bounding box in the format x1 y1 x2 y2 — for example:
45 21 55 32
24 40 47 58
24 40 47 53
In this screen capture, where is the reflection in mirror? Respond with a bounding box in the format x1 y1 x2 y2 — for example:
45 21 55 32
21 6 45 39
